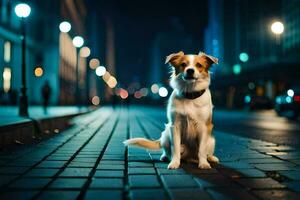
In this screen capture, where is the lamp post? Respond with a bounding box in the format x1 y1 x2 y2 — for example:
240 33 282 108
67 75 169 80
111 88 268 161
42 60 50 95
72 36 84 106
14 3 31 117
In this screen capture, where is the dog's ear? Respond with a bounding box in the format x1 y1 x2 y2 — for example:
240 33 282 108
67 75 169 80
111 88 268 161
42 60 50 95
199 51 218 67
165 51 184 66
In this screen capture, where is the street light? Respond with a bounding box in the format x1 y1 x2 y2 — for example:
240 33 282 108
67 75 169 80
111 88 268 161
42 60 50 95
14 3 31 18
59 21 71 33
14 3 31 117
271 21 284 35
73 36 84 48
270 21 284 60
72 36 84 106
95 66 106 77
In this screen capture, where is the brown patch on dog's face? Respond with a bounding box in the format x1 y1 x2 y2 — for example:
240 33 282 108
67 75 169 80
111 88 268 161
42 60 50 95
165 52 190 75
197 53 218 68
165 51 184 74
193 56 210 77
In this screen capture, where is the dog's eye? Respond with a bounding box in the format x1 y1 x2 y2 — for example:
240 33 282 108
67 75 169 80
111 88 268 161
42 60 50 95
181 63 187 68
195 63 202 68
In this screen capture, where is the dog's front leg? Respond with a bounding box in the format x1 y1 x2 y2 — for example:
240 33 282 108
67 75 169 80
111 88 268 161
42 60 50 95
198 125 211 169
167 123 181 169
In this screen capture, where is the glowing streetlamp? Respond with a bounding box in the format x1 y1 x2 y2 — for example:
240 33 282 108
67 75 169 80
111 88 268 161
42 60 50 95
73 36 84 106
270 21 284 60
59 21 71 33
14 3 31 18
14 3 31 117
73 36 84 48
95 66 106 77
271 21 284 35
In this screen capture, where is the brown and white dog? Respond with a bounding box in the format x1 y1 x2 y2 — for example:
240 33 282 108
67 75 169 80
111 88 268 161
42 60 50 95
124 51 219 169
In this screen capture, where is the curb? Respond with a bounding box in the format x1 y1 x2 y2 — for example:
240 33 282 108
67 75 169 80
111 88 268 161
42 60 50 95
0 110 91 149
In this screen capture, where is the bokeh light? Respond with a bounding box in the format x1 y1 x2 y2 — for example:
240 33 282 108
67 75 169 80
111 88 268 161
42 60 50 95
72 36 84 48
287 89 294 97
134 91 142 99
233 64 241 75
248 82 255 90
285 96 292 103
59 21 71 33
14 3 31 18
89 58 100 69
102 72 111 82
158 87 168 97
80 46 91 58
34 67 43 77
91 96 100 105
271 21 284 35
151 84 159 94
119 89 129 99
239 52 249 62
140 88 149 97
96 66 106 77
107 76 117 88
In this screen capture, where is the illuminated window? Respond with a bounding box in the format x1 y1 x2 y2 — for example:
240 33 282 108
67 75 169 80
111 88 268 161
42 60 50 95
4 41 11 63
3 68 11 93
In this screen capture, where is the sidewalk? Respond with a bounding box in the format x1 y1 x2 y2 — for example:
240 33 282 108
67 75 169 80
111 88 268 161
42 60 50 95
0 106 91 127
0 106 299 199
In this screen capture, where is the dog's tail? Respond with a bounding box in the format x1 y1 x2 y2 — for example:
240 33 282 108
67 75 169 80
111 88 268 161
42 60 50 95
123 138 161 150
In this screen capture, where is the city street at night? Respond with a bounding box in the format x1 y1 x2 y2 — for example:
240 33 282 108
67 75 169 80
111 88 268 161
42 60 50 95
1 0 300 199
0 106 300 200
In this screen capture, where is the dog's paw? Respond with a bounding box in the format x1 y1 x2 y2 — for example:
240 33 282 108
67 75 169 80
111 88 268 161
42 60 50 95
167 160 180 169
207 155 219 164
160 154 169 162
198 161 211 169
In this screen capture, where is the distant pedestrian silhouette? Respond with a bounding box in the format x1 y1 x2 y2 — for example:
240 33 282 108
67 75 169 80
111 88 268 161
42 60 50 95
41 81 52 114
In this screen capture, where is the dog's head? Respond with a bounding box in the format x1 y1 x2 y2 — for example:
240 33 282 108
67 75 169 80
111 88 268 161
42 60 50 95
165 51 218 92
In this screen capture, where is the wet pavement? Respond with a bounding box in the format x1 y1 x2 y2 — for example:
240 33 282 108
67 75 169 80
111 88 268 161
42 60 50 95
0 106 299 199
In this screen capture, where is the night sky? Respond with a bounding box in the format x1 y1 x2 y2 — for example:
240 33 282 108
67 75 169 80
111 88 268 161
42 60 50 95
87 0 208 87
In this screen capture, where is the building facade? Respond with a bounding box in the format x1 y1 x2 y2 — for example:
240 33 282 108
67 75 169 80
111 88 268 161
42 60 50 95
205 0 300 108
0 0 101 106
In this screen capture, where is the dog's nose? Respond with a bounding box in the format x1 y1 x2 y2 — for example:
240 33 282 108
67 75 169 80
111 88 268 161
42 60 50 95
186 68 194 75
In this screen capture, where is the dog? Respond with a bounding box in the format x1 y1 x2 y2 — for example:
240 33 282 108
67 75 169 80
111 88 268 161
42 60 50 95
124 51 219 169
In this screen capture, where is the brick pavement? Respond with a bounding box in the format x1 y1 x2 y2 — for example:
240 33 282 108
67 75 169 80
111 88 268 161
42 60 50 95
0 106 299 199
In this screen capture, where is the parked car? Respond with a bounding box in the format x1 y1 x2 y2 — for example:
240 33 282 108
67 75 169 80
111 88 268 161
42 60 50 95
275 87 300 119
244 94 273 110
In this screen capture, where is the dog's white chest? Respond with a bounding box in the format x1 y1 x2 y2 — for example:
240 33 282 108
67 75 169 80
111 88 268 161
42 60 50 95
172 91 212 122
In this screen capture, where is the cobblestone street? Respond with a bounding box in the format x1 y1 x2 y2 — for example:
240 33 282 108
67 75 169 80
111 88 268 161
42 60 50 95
0 106 299 200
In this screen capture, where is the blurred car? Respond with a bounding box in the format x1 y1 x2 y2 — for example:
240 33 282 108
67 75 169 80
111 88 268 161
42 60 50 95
244 94 273 110
275 87 300 119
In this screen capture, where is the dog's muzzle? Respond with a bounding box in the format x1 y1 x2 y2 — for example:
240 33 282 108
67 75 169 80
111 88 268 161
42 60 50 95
183 68 197 80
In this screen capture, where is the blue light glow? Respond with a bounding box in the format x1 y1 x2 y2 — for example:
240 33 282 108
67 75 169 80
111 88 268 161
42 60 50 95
239 52 249 62
285 96 292 103
233 64 241 75
244 95 251 103
276 97 281 104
